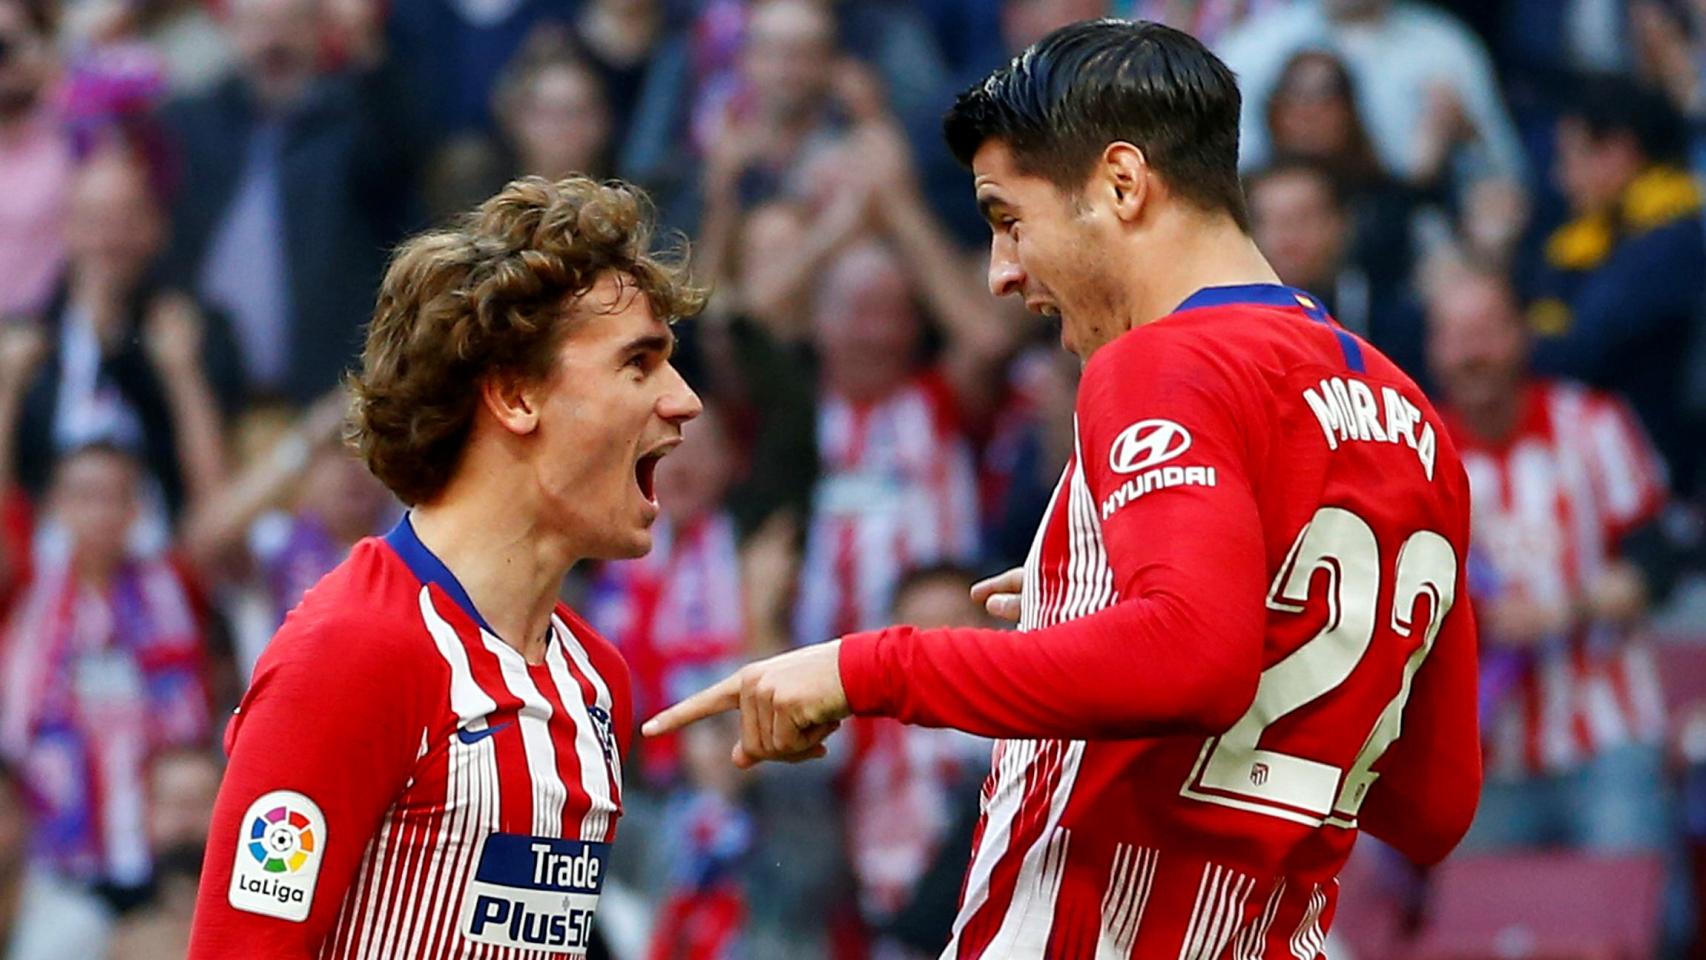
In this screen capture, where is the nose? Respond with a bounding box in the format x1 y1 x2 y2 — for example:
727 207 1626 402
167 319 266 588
657 362 703 424
987 234 1025 300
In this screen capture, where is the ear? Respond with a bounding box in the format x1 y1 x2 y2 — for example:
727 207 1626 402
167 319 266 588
1100 142 1150 223
480 370 544 437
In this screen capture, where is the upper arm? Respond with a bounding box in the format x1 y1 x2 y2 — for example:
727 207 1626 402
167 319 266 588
1073 334 1269 717
1076 334 1268 621
188 617 434 958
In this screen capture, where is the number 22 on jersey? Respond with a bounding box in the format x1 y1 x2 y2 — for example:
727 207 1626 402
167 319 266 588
1180 506 1459 828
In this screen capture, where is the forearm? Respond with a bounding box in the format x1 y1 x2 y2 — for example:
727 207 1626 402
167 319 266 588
839 589 1263 740
0 388 24 494
180 432 313 576
884 197 1014 361
161 368 229 510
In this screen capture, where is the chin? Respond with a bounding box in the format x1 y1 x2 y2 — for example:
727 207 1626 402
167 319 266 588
605 527 654 561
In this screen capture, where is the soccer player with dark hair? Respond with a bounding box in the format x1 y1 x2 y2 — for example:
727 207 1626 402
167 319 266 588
649 20 1481 958
188 175 704 958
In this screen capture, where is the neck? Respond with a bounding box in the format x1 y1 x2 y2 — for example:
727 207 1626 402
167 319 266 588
1458 390 1522 444
408 480 576 664
69 270 133 340
74 552 122 589
1127 215 1283 331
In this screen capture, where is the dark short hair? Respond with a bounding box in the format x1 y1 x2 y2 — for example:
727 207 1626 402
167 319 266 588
1561 73 1686 165
1245 156 1348 214
944 18 1249 231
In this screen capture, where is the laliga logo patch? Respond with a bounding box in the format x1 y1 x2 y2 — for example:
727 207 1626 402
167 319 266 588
460 833 607 953
228 790 326 922
1109 419 1192 474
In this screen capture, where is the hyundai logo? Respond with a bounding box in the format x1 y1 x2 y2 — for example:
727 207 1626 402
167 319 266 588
1108 419 1192 474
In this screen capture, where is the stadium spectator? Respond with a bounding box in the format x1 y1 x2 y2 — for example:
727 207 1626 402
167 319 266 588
1525 72 1706 500
425 29 615 221
624 0 951 231
1260 50 1447 287
1218 0 1526 188
1427 258 1691 944
384 0 573 136
980 343 1078 570
1121 0 1284 47
645 712 752 960
0 0 69 320
1247 158 1422 377
838 564 987 958
0 759 114 960
566 0 666 143
9 144 240 525
587 403 749 788
161 0 422 404
0 438 213 907
180 389 393 675
105 748 220 960
791 240 984 645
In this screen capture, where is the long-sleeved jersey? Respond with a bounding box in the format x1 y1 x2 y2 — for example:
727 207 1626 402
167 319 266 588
839 284 1481 960
189 515 630 959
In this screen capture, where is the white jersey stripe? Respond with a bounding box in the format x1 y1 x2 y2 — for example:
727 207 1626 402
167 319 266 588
1179 864 1256 960
982 741 1086 958
1289 884 1327 960
943 740 1036 956
419 588 499 725
1095 844 1157 960
546 626 616 842
482 632 569 836
1234 879 1286 960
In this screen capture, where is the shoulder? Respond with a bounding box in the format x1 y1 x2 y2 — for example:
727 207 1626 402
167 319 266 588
253 539 440 682
1082 314 1258 404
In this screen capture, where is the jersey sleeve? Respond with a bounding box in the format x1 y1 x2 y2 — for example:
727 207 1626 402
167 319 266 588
838 329 1269 739
187 614 437 959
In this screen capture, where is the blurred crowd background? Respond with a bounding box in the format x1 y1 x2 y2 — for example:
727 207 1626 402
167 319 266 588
1 0 1706 957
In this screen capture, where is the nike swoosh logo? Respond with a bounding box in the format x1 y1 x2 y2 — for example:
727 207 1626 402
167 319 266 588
456 722 512 746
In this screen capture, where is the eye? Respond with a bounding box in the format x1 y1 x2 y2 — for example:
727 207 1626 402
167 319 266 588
625 353 650 373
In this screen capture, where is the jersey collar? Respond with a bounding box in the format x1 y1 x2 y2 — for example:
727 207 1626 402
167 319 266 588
384 512 497 634
1173 283 1321 314
1172 283 1364 373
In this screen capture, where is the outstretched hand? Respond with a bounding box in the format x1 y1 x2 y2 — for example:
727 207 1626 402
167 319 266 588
642 641 850 769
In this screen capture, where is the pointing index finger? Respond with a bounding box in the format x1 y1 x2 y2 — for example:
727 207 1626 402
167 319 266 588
642 673 741 737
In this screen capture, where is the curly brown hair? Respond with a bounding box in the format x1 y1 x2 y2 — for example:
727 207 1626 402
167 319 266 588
347 175 705 505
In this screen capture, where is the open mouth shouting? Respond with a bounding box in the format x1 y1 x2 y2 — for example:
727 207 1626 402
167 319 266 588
633 438 679 508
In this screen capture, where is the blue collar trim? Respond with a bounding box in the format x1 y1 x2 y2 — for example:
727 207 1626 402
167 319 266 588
384 513 496 634
1174 283 1315 313
1172 283 1365 373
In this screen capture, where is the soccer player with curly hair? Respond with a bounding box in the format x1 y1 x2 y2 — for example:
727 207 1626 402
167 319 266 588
189 175 703 959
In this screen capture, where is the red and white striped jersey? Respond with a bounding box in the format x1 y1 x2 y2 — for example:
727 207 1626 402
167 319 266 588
794 372 981 644
840 285 1482 959
1443 380 1667 777
189 516 630 959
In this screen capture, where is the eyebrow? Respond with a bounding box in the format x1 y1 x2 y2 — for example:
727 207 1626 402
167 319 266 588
622 332 675 359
